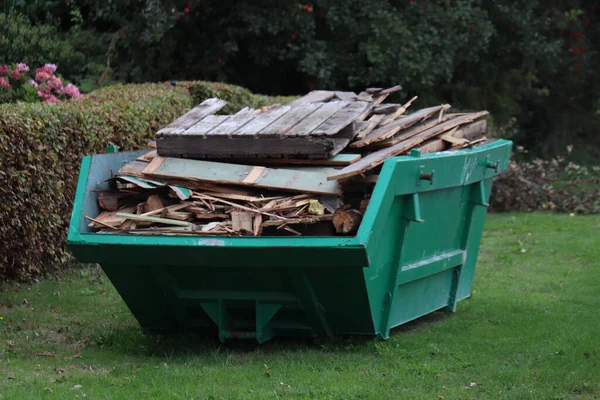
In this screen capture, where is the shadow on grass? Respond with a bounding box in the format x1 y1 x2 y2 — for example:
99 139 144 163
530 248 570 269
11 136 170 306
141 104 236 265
93 310 455 358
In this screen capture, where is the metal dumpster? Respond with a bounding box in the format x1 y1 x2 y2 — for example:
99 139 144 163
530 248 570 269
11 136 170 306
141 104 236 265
67 139 512 342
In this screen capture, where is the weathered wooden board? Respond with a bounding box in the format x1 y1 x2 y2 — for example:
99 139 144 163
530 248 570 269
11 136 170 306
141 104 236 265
380 96 418 126
367 115 456 150
222 153 361 166
288 90 336 107
286 101 349 136
184 115 230 136
328 111 489 180
156 135 336 159
143 157 343 195
232 105 291 136
334 91 358 101
311 101 370 136
417 120 487 154
350 104 450 148
157 98 227 136
257 103 322 136
355 114 385 140
209 107 255 136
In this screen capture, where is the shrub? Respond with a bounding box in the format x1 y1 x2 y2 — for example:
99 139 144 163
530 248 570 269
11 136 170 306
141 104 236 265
0 80 285 281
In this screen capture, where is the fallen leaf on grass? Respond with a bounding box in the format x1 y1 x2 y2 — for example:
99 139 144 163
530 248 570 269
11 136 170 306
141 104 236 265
36 352 57 359
64 353 82 360
55 368 65 374
463 382 478 389
72 385 83 390
43 387 52 393
7 340 15 346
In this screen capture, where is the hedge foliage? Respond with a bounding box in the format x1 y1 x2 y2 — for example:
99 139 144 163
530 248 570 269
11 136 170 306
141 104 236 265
0 80 283 281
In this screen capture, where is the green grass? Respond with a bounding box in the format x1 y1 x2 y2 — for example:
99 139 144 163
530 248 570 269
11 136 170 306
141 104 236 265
1 213 599 399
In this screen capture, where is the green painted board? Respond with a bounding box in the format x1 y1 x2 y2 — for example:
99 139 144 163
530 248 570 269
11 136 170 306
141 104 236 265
143 157 342 195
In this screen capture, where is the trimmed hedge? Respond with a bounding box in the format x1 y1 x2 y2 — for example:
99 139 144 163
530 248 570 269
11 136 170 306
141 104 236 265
0 81 285 281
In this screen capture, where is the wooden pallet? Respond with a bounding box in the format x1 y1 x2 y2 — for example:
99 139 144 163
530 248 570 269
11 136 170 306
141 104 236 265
156 87 402 159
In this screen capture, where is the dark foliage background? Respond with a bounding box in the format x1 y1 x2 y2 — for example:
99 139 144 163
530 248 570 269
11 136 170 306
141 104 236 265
2 0 599 158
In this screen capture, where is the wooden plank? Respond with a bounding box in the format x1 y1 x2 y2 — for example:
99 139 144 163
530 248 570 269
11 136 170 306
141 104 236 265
184 115 230 136
374 104 400 114
144 194 164 213
367 115 456 150
286 101 348 137
310 101 370 136
350 104 450 148
355 114 385 140
88 206 137 228
208 107 255 136
156 98 227 136
262 215 333 227
137 150 157 162
380 96 418 126
118 161 150 177
366 88 383 94
418 120 487 154
226 153 361 167
143 157 342 195
378 85 402 95
115 212 191 227
232 105 291 136
257 103 322 136
288 90 336 107
328 111 489 180
334 91 357 101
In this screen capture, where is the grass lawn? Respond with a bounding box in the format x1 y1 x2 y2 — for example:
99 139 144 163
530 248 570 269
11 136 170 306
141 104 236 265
1 213 599 399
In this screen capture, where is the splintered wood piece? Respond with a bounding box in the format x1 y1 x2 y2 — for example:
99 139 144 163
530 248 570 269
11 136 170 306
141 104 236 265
144 194 164 213
194 213 230 220
157 98 227 136
184 114 230 136
141 202 190 217
85 216 118 230
117 175 157 189
310 101 370 136
232 105 291 136
258 103 323 136
286 101 349 136
148 141 157 149
282 226 302 235
143 157 342 195
164 211 194 221
374 104 400 115
288 90 336 107
193 193 288 220
333 209 363 234
350 104 451 148
329 111 489 180
137 150 157 162
115 212 191 227
253 214 263 236
378 85 402 96
380 96 418 126
262 215 333 227
366 88 383 94
356 92 373 102
88 206 137 228
231 212 254 232
357 92 389 121
355 114 385 140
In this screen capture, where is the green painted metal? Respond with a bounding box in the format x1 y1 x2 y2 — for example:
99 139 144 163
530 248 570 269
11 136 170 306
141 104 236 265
68 140 512 342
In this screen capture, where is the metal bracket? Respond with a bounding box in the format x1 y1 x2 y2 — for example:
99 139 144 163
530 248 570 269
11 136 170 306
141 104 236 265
484 155 499 173
417 165 434 186
402 193 424 223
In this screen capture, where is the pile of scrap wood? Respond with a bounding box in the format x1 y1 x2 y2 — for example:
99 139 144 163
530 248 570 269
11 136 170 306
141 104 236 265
87 85 491 236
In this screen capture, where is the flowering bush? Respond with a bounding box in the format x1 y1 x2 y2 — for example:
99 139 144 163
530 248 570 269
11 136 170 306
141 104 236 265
0 62 82 104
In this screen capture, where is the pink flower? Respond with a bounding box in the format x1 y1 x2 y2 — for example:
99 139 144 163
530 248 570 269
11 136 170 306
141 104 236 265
16 63 30 72
63 83 82 99
28 79 38 88
44 63 57 73
37 88 51 100
0 77 10 89
47 76 63 92
45 95 60 103
0 64 8 75
10 70 22 81
36 67 52 82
